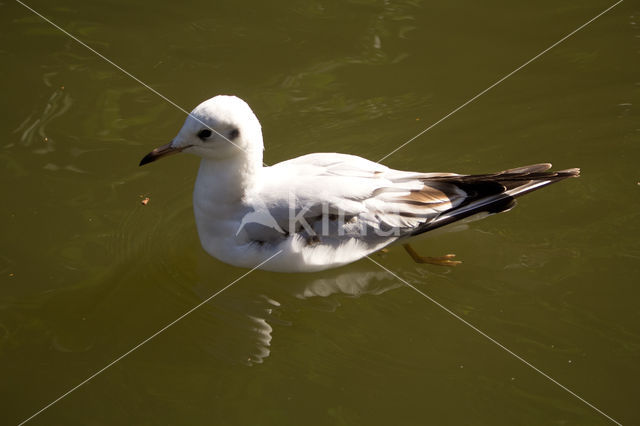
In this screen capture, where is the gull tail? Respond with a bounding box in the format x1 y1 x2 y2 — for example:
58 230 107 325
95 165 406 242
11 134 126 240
411 163 580 236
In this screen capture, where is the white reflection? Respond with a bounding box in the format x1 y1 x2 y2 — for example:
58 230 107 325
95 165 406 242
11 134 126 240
294 270 401 299
194 253 402 365
246 316 272 365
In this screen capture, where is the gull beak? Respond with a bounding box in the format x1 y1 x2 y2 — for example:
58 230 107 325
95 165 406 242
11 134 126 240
139 142 182 166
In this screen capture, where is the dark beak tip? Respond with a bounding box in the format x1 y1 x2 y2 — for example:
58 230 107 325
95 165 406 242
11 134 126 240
139 152 156 167
138 142 179 167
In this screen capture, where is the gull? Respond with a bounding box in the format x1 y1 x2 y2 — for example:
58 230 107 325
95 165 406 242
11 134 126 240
140 95 579 273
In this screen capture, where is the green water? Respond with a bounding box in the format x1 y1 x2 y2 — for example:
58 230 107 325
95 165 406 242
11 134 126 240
2 0 639 424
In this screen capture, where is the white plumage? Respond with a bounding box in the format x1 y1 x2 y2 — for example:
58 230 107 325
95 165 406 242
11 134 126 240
140 95 579 272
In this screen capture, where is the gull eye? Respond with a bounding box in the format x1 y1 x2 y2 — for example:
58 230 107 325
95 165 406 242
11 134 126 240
198 129 212 140
229 128 240 140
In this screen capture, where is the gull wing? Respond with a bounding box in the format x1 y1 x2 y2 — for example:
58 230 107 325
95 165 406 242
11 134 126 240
243 153 462 242
242 153 579 245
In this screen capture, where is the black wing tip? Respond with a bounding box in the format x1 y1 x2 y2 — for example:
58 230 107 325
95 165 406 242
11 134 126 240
410 164 580 237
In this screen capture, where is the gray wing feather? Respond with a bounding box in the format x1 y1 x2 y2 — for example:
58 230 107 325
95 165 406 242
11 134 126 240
243 156 579 244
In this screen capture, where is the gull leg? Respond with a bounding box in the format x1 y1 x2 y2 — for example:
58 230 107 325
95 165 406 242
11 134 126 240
402 243 462 266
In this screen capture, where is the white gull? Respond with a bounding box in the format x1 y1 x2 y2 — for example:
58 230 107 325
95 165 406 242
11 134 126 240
140 95 579 273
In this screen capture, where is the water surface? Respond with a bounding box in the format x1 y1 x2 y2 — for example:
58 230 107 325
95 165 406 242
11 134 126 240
1 0 639 424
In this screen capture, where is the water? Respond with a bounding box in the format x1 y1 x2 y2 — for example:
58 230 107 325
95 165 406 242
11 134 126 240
2 0 639 424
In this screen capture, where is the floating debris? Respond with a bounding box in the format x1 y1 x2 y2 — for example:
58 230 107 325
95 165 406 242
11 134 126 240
141 197 150 206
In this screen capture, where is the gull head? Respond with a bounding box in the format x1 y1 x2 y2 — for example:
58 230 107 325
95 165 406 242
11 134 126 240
139 95 263 166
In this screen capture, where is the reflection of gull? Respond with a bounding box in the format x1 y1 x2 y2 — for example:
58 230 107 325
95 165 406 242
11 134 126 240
190 276 280 366
192 257 402 365
247 315 273 363
295 271 401 299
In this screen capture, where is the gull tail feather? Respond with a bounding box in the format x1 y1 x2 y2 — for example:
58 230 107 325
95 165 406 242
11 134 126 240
411 164 580 236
